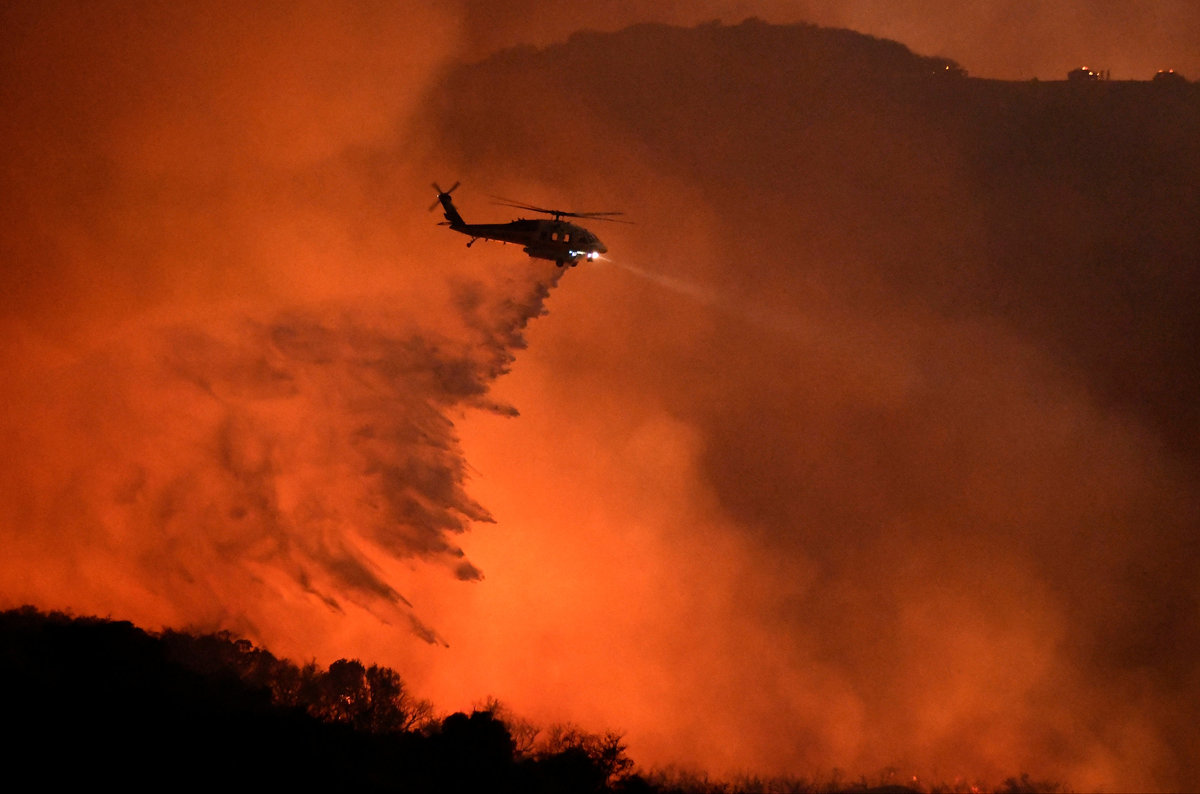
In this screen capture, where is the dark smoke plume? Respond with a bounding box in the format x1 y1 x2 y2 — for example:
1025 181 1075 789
1 267 563 644
0 0 566 645
428 19 1200 791
7 4 1200 792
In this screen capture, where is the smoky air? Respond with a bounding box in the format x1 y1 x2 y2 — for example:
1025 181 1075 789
2 5 1198 793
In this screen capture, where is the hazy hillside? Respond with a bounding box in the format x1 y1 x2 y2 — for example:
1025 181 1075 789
437 18 1200 460
427 19 1200 790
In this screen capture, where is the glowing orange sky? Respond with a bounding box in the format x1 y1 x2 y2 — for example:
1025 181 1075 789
3 3 1199 792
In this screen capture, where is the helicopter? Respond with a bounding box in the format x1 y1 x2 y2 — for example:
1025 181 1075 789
431 182 627 267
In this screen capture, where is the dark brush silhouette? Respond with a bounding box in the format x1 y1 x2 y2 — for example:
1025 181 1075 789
0 607 1066 793
0 607 641 793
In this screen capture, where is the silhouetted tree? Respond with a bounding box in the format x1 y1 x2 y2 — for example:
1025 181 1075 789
541 723 635 782
361 662 433 732
425 709 519 792
315 657 369 723
476 696 543 756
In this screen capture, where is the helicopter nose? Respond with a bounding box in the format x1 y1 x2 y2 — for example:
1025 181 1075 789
594 239 607 254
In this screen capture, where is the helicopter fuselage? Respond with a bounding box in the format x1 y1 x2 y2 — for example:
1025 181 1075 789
433 184 613 267
448 218 606 266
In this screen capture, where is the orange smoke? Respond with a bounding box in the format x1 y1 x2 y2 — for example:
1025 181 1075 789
4 4 1200 794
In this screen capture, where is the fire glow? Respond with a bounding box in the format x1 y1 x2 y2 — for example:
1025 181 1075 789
3 4 1199 792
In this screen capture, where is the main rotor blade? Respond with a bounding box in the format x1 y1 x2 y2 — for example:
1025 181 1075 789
490 195 631 223
489 196 559 215
577 214 635 225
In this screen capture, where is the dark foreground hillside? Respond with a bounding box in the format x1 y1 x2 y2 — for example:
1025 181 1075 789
0 608 636 792
1 608 1062 793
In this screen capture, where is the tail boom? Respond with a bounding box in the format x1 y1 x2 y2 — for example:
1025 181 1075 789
432 182 465 227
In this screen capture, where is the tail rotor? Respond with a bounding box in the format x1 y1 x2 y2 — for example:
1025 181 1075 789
429 181 460 211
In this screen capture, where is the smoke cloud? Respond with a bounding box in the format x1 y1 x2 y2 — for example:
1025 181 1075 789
0 0 565 641
410 16 1200 793
3 273 562 639
4 4 1200 794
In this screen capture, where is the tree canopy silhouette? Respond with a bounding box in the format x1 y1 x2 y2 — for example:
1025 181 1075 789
0 607 645 792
